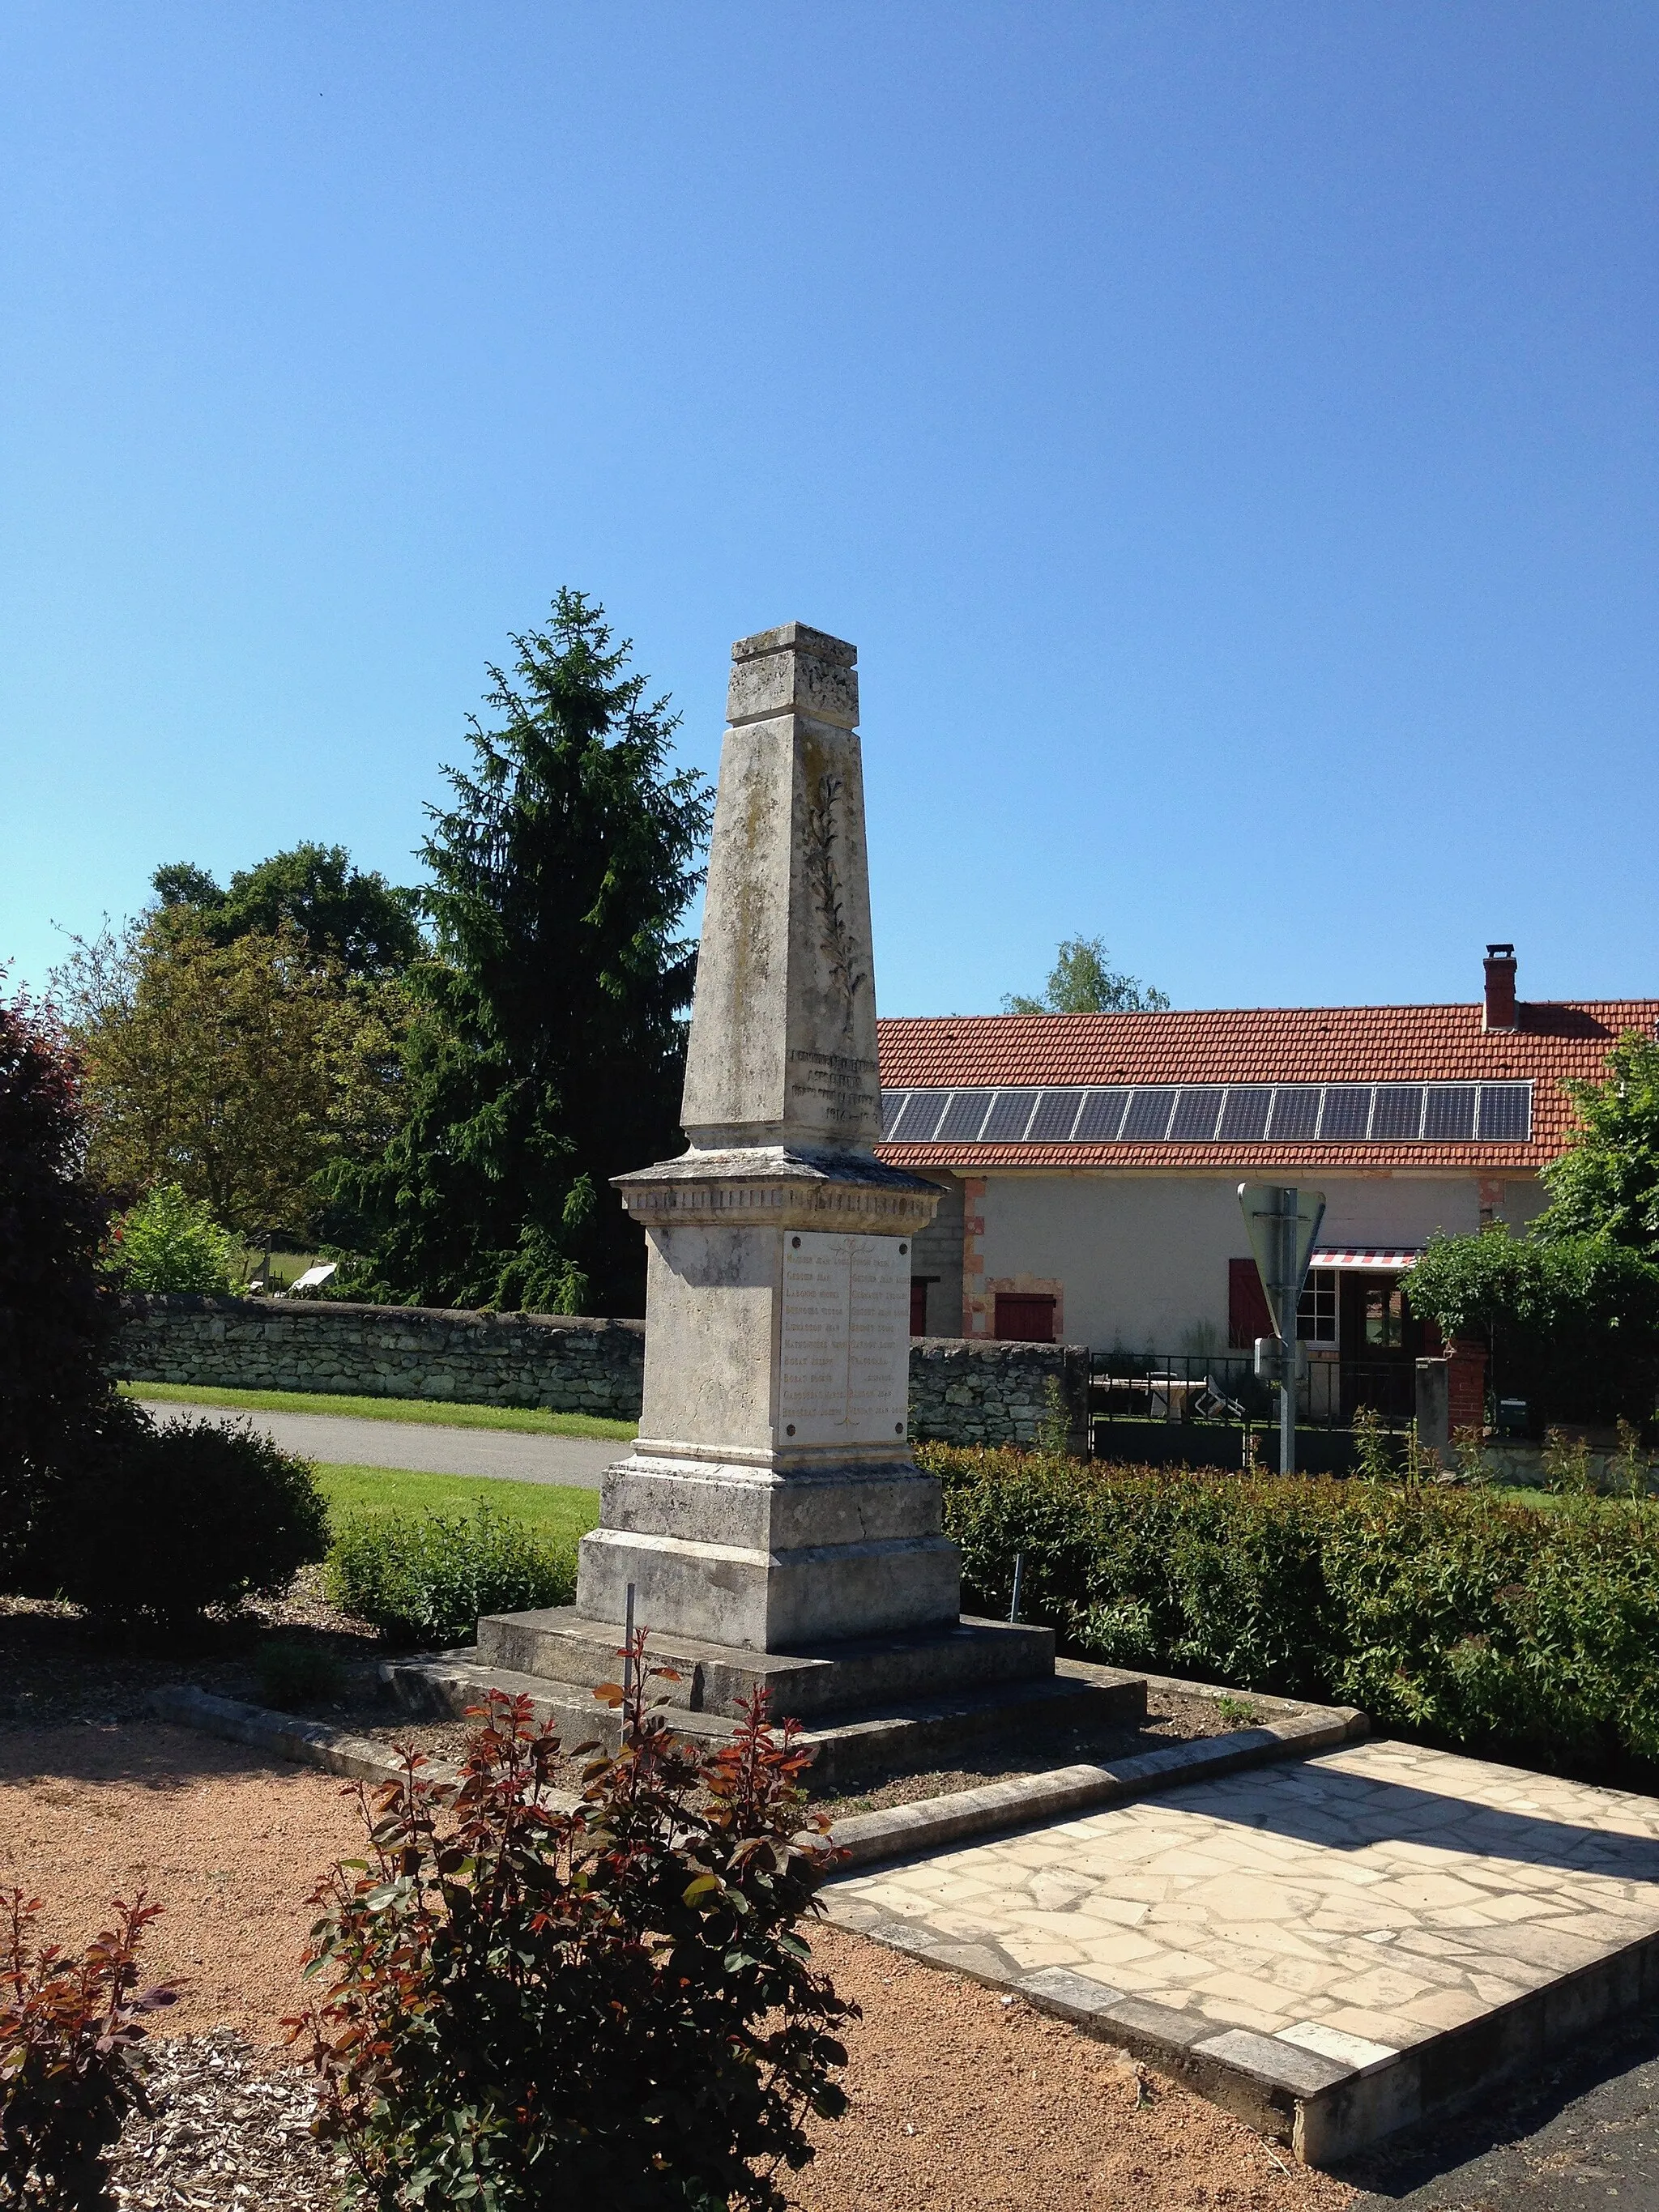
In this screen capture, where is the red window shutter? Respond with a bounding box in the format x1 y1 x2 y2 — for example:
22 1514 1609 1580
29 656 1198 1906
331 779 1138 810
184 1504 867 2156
910 1279 929 1336
994 1294 1056 1343
1228 1259 1272 1349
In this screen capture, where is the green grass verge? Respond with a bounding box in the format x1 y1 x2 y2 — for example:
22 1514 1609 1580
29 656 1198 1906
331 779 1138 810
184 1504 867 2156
121 1379 636 1442
311 1464 602 1547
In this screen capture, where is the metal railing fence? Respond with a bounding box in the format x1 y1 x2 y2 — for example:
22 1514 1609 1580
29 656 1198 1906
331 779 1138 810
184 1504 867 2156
1088 1348 1418 1442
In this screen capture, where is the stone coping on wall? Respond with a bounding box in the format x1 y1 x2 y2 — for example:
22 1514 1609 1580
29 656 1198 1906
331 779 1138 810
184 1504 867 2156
114 1291 649 1332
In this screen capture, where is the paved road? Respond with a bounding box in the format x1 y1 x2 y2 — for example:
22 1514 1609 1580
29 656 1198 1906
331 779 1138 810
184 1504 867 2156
1346 2007 1659 2210
151 1402 620 1487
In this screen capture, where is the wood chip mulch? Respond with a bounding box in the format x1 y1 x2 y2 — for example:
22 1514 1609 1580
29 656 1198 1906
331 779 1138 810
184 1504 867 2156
112 2031 341 2211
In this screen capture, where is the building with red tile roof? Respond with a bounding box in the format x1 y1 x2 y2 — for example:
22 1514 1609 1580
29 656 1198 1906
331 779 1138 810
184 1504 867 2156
873 948 1657 1370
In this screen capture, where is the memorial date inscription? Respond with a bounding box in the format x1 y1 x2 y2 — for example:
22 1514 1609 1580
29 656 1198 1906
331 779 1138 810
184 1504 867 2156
778 1230 910 1447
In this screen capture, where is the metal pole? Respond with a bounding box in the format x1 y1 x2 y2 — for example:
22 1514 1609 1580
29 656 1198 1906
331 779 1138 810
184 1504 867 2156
1279 1189 1297 1477
622 1581 636 1702
1009 1552 1025 1625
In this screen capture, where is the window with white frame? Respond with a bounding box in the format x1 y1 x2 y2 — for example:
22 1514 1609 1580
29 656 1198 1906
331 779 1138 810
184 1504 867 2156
1297 1268 1337 1345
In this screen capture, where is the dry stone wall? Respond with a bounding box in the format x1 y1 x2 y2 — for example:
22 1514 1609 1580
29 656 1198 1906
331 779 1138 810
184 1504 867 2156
113 1296 646 1420
113 1296 1090 1449
908 1337 1089 1453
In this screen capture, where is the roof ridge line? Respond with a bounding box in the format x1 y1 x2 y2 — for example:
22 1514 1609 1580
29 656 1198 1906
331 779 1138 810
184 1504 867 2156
876 999 1659 1025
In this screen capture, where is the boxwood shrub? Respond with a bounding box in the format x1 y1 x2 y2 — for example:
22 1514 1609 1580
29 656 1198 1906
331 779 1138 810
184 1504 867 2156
923 1443 1659 1778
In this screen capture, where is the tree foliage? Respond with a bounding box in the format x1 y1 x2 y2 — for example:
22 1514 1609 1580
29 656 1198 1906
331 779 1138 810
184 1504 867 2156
106 1182 240 1294
1405 1228 1659 1429
326 591 711 1316
1003 935 1171 1015
53 912 410 1240
0 983 118 1576
152 842 423 980
1539 1032 1659 1260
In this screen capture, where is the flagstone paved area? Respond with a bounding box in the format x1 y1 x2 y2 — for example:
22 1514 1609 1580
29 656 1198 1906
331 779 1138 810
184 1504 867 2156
825 1738 1659 2063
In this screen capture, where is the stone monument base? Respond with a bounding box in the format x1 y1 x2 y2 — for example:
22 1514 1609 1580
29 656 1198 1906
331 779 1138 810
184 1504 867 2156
574 1451 961 1650
384 1609 1149 1792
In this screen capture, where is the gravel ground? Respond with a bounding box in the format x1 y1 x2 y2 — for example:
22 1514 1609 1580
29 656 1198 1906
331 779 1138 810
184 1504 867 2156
0 1720 1350 2211
814 1687 1242 1813
0 1586 1235 1804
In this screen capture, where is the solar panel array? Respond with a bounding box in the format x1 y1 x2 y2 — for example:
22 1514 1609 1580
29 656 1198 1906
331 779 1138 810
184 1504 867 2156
881 1080 1533 1146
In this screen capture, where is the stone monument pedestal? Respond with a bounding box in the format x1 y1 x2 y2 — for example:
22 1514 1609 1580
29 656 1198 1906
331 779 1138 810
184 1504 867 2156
386 1608 1142 1792
574 1149 961 1652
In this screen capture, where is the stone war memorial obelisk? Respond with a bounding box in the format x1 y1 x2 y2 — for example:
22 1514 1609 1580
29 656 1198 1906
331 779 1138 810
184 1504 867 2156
578 620 959 1652
395 624 1141 1770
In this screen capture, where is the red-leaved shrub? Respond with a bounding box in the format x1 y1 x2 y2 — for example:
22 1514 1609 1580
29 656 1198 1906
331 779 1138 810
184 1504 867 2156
289 1646 856 2210
0 1887 178 2209
0 984 119 1583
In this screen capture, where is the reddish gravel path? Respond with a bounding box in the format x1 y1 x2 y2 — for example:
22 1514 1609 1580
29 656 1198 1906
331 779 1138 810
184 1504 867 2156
0 1724 1350 2212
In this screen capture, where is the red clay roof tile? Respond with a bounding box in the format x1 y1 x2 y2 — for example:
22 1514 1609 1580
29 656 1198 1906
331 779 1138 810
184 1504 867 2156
873 1001 1658 1171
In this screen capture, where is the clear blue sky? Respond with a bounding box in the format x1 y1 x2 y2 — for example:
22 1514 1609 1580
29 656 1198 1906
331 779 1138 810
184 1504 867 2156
2 4 1654 1016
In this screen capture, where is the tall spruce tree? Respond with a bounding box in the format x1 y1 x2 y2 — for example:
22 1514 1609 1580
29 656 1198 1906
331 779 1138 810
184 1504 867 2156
326 592 711 1315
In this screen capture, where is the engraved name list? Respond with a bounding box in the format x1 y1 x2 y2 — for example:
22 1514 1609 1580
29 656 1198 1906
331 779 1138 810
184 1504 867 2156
778 1230 910 1447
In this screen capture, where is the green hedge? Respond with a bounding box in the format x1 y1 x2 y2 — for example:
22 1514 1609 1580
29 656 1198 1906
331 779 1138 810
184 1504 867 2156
923 1443 1659 1775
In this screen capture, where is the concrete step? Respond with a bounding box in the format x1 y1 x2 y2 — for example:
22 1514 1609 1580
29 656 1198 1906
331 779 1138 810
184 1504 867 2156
382 1645 1148 1792
475 1606 1059 1723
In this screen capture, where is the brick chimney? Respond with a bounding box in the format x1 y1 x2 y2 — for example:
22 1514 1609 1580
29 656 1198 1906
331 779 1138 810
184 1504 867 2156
1482 943 1517 1032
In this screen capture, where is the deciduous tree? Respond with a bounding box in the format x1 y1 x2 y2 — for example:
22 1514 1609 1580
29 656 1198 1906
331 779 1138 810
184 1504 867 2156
0 982 117 1575
152 842 423 980
54 914 408 1239
1540 1033 1659 1261
1003 935 1171 1015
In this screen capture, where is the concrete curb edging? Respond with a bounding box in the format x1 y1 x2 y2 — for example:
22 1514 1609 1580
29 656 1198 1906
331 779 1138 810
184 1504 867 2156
151 1676 1367 1878
148 1685 466 1789
825 1701 1369 1869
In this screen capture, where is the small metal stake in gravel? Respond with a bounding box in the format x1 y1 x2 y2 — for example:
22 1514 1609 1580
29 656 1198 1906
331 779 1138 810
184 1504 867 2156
622 1581 637 1701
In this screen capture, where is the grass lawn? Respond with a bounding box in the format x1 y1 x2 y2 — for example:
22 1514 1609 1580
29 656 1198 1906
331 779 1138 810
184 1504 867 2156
312 1463 602 1548
121 1379 637 1443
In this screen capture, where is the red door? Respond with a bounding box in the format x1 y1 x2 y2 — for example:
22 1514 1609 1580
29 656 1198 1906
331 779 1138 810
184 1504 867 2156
910 1278 930 1336
994 1294 1056 1342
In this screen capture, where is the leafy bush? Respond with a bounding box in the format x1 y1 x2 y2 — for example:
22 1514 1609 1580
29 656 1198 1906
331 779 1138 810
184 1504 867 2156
45 1401 328 1626
925 1443 1659 1776
325 1502 575 1644
1406 1228 1659 1430
1 1886 177 2208
288 1669 855 2210
0 985 117 1584
105 1182 239 1294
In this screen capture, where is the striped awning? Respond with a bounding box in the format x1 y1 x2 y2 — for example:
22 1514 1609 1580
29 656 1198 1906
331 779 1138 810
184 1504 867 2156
1308 1247 1421 1272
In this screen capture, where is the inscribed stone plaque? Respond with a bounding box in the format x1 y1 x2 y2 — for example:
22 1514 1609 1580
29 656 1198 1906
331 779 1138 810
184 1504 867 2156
778 1230 910 1447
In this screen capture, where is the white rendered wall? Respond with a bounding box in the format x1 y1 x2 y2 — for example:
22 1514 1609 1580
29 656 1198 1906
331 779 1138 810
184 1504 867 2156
976 1170 1491 1352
